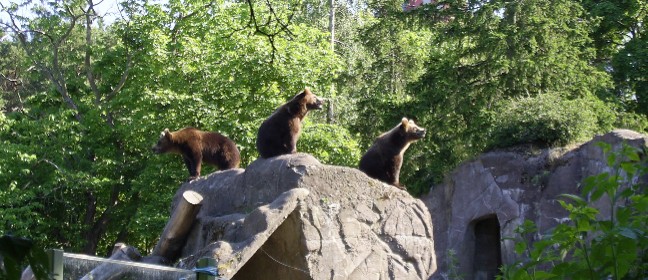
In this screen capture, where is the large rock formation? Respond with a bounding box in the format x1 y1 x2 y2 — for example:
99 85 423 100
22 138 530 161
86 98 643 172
171 153 436 280
423 129 648 280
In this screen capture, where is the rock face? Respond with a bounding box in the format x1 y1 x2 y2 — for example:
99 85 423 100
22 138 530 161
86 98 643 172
423 129 648 280
171 153 436 280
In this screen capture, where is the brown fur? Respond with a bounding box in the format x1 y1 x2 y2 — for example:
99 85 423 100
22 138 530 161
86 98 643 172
152 127 240 180
256 88 324 158
359 118 426 189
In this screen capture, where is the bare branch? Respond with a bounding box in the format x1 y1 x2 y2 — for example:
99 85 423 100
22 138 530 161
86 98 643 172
3 2 84 121
106 52 132 100
242 0 299 64
169 1 217 46
264 0 295 38
57 4 83 46
0 73 20 84
84 0 101 103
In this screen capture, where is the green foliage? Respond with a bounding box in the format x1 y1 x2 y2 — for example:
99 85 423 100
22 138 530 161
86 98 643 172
580 0 646 61
1 0 646 264
580 0 647 116
500 143 648 279
299 121 362 167
350 17 432 142
611 31 648 115
446 249 464 280
0 0 341 257
615 111 648 133
0 234 49 280
488 94 616 148
405 0 617 192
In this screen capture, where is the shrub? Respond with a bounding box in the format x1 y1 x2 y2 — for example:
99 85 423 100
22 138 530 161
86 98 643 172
615 111 648 133
488 94 616 149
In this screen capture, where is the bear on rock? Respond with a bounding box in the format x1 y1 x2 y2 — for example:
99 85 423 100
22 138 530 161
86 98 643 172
256 88 324 158
359 117 426 189
152 127 240 180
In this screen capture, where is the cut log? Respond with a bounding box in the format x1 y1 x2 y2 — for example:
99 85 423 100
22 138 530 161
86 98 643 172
151 190 203 264
79 243 142 280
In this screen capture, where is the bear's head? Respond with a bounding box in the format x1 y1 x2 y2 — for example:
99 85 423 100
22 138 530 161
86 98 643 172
152 128 174 154
400 118 426 142
290 88 324 112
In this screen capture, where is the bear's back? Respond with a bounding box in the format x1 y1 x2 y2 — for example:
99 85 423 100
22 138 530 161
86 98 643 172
200 131 240 169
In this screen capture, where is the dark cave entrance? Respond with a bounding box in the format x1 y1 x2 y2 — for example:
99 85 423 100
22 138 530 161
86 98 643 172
472 215 502 280
232 211 310 280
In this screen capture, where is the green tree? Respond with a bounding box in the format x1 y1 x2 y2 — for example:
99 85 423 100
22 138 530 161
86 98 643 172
579 0 647 116
0 0 142 255
0 0 352 258
403 0 617 194
611 29 648 115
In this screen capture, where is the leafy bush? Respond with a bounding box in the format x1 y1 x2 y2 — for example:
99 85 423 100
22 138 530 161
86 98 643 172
488 94 616 149
298 122 362 167
500 142 647 279
615 111 648 133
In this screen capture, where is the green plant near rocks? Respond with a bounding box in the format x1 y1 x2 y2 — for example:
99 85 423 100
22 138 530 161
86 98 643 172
499 142 647 279
488 94 616 149
446 249 465 280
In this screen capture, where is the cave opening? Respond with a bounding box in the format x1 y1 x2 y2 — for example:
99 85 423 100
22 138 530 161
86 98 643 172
472 215 502 280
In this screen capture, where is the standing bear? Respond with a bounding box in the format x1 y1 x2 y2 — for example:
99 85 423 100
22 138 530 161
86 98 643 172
152 127 241 180
256 88 325 158
359 118 426 189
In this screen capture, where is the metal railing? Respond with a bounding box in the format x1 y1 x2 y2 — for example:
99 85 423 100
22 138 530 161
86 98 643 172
47 249 220 280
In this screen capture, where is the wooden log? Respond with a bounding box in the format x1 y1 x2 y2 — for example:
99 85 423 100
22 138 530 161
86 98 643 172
79 243 142 280
65 191 202 279
151 190 203 263
20 266 34 280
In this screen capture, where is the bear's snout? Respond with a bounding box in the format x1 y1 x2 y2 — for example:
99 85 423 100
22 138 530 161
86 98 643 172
311 97 325 110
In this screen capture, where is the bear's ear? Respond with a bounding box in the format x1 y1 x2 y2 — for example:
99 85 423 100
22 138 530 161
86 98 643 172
300 87 312 98
401 117 409 129
293 88 308 100
163 128 171 138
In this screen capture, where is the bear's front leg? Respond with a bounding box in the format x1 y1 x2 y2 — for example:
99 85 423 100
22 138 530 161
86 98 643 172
182 153 202 181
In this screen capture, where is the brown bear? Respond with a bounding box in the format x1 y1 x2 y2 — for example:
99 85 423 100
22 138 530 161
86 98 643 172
358 118 426 189
256 88 325 158
152 127 240 180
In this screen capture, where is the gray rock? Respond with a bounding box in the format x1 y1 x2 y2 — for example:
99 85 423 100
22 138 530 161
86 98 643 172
423 130 648 280
172 153 437 280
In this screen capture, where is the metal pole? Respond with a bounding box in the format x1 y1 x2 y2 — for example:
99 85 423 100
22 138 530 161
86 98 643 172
196 258 217 280
48 249 63 280
329 0 335 50
327 0 336 124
